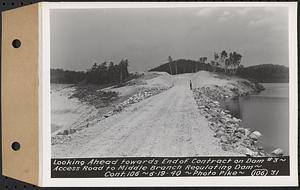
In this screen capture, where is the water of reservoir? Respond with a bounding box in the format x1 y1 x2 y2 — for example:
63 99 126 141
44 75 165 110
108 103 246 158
220 83 289 155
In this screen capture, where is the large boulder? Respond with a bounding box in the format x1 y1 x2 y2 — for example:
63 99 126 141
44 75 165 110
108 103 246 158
236 128 246 134
237 147 255 157
214 130 225 138
249 131 262 140
235 132 244 139
271 148 284 156
220 136 229 143
244 128 251 136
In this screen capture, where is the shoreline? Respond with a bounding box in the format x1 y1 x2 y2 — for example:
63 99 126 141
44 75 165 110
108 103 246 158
51 72 285 157
192 80 283 157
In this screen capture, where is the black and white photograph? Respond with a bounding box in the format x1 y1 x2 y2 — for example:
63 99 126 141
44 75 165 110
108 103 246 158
50 5 291 159
0 1 297 187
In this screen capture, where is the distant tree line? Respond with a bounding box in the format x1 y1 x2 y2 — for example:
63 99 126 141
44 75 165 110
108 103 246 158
210 50 242 75
51 59 130 84
236 64 289 83
150 59 212 74
51 69 85 84
152 50 242 76
86 59 129 84
51 54 289 84
150 56 289 83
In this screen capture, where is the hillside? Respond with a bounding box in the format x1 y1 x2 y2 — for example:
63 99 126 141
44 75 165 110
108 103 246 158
149 59 213 74
150 60 289 83
236 64 289 83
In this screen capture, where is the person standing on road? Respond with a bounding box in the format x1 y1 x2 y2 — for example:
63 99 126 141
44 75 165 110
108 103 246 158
190 80 193 90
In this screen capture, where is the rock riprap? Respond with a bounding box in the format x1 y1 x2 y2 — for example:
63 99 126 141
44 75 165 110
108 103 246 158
192 82 282 157
106 86 171 117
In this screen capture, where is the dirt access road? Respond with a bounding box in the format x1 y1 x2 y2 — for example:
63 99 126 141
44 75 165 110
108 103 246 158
52 73 235 157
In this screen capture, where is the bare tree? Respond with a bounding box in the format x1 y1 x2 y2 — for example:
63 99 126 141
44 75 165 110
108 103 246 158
232 52 242 75
203 57 207 64
225 58 231 74
214 52 220 67
119 59 124 83
210 60 218 72
198 57 208 72
168 56 173 75
210 52 220 72
197 58 202 72
226 52 242 75
119 59 129 83
220 50 228 73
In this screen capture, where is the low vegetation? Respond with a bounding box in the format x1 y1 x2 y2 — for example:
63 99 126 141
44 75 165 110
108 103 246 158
150 50 289 83
51 59 132 84
70 85 119 109
51 69 85 84
150 59 212 74
51 51 289 85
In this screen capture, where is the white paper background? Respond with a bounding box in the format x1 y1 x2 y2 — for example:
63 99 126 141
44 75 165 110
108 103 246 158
39 2 298 187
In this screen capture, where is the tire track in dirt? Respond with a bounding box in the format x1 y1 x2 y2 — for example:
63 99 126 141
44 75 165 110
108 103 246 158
52 73 238 157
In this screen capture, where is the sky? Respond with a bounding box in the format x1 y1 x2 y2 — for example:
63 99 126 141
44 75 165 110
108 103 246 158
50 7 289 72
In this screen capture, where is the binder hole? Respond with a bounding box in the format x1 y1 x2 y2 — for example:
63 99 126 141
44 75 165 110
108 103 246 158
12 39 21 48
11 142 20 151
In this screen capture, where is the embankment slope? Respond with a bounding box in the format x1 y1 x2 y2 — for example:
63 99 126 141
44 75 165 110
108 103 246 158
52 71 263 157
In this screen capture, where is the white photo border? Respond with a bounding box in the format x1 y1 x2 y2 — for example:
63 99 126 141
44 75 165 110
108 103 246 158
40 2 298 187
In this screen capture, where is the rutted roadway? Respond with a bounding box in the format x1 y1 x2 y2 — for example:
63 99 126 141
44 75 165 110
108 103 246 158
52 73 236 158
